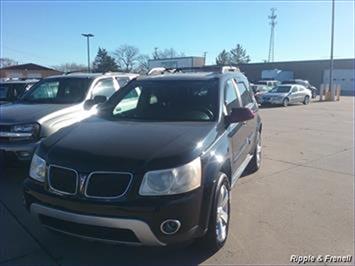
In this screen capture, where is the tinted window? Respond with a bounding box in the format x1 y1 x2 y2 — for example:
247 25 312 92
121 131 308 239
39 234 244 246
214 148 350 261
224 80 238 105
116 77 130 88
92 78 116 98
236 82 253 106
0 86 9 99
22 78 92 103
270 86 292 93
105 79 219 122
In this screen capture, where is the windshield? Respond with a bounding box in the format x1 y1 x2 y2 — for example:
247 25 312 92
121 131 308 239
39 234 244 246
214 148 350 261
270 86 291 93
21 77 93 104
102 79 219 122
0 86 9 100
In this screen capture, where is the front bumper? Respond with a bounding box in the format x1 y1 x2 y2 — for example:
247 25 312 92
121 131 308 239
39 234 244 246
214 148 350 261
30 203 164 246
24 177 209 246
0 140 41 161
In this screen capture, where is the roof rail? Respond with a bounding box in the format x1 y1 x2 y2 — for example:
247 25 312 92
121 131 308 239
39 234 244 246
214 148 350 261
104 72 139 76
63 71 90 75
147 65 239 75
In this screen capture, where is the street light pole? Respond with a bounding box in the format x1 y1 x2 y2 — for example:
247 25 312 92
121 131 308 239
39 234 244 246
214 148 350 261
81 33 94 72
329 0 335 99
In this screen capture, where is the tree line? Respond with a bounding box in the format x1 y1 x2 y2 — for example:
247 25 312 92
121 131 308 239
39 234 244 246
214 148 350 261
0 43 250 73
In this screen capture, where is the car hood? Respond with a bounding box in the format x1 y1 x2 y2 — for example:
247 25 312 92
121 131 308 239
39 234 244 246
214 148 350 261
40 117 218 173
0 103 72 124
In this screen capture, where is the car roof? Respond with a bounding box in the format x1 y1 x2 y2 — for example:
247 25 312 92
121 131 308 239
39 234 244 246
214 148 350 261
0 79 39 84
137 72 222 81
46 72 138 79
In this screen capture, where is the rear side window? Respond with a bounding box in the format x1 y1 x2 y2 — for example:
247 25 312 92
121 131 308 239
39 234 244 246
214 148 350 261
236 81 254 106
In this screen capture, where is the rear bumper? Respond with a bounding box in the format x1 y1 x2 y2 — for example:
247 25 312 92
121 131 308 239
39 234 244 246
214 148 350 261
30 203 165 246
0 140 40 160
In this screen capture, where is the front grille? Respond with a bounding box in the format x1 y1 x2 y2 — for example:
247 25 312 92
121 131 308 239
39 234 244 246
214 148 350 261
0 125 11 131
39 215 140 243
0 125 11 143
48 165 78 195
85 172 132 198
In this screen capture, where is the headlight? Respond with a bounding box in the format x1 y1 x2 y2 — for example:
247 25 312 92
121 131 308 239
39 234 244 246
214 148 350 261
139 157 201 196
11 123 40 138
29 154 46 182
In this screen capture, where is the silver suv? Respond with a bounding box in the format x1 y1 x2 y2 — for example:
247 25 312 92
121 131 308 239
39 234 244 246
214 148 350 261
0 72 138 161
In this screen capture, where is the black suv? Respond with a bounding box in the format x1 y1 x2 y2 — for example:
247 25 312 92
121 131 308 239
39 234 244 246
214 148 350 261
24 66 262 250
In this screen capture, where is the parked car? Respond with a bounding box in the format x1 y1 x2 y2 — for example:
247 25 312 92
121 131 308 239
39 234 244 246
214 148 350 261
255 79 279 88
260 84 311 107
0 79 39 104
0 72 138 161
281 79 317 98
250 84 271 104
24 66 262 251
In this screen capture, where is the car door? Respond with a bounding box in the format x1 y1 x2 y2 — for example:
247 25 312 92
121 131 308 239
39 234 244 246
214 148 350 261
298 85 308 102
289 86 299 103
234 79 258 158
224 79 250 181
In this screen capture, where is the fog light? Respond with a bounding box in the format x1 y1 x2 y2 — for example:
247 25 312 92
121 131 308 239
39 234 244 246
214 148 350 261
160 219 181 235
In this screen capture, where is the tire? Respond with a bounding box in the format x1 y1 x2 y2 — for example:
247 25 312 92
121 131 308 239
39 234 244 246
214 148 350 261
282 98 289 107
201 173 230 252
247 130 262 173
303 95 310 105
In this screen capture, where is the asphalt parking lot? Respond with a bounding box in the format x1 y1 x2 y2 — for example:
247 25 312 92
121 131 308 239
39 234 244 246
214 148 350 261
0 97 353 265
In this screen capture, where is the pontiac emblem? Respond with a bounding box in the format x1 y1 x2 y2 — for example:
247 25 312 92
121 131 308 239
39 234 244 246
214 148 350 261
79 174 87 194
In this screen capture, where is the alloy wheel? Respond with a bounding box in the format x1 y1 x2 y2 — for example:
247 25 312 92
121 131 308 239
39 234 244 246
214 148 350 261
216 184 229 243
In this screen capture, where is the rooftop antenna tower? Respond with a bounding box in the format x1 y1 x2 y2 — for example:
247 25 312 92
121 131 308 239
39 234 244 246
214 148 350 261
268 8 277 62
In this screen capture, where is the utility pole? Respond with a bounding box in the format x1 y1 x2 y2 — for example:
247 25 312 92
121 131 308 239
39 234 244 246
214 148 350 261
203 51 207 65
268 8 277 62
81 33 94 72
329 0 335 99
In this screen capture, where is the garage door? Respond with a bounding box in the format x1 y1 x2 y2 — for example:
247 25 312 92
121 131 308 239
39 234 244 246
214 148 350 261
323 69 355 95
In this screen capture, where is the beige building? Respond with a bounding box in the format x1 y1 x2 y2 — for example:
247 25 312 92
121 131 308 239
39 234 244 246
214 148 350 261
0 63 62 79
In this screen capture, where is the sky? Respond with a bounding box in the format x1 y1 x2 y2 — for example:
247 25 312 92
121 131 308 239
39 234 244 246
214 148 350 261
0 0 354 67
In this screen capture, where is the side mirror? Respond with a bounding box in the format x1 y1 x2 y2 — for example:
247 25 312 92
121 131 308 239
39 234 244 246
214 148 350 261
226 107 255 124
93 95 107 104
83 95 107 110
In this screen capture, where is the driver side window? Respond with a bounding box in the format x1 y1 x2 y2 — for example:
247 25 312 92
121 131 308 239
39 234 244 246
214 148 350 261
113 87 141 115
92 78 116 98
224 79 241 114
28 81 59 100
291 87 298 93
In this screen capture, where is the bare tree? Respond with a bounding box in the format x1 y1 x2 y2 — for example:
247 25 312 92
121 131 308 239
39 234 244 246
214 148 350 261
152 48 185 59
0 58 18 68
114 45 140 72
135 54 150 74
